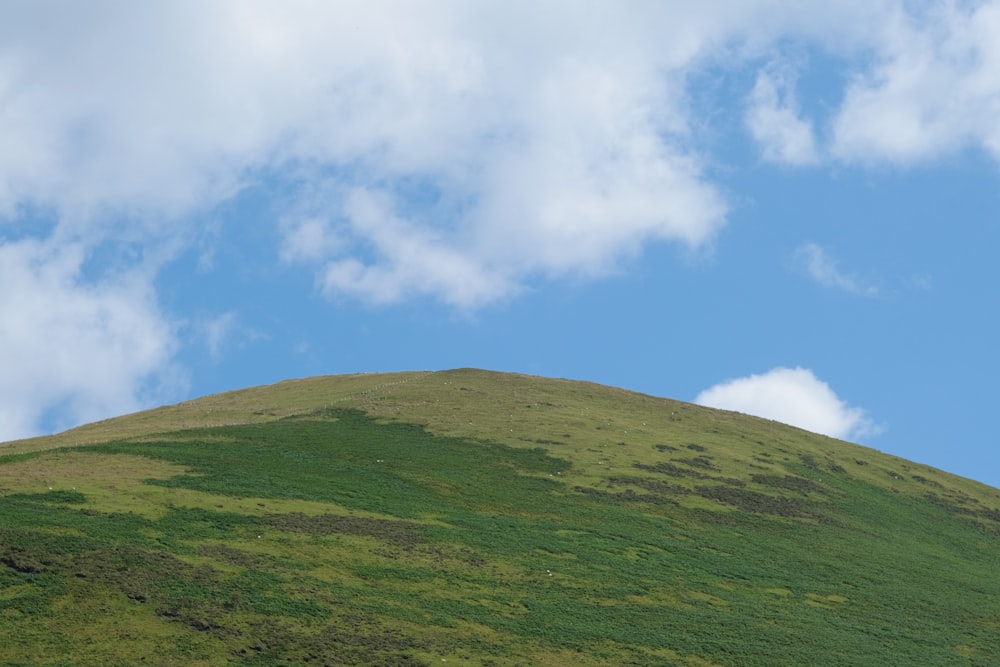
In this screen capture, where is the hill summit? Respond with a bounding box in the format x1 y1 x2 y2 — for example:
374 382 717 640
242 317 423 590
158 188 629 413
2 369 999 665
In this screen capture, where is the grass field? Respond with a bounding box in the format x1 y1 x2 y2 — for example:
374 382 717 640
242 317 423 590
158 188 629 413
2 369 999 665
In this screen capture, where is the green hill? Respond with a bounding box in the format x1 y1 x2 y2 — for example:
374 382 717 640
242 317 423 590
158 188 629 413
2 369 999 666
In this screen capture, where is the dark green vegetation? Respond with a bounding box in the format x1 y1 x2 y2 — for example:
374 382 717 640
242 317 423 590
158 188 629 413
2 369 1000 665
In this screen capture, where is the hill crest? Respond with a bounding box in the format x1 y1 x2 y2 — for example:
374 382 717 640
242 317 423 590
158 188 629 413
3 368 1000 665
7 368 999 528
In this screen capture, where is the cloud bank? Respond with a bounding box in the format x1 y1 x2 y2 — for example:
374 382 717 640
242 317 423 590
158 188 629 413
695 367 881 441
6 2 1000 307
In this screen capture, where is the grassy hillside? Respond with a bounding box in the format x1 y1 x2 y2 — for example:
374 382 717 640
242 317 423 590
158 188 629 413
2 369 999 665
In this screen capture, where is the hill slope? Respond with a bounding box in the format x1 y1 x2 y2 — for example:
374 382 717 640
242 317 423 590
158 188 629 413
2 369 999 666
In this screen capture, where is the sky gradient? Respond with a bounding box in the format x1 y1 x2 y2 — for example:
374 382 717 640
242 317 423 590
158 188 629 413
2 1 999 487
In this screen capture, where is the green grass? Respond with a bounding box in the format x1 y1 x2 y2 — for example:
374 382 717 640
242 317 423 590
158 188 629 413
2 370 1000 665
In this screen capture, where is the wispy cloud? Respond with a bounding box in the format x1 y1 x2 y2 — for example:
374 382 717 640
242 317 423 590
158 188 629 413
196 311 268 361
279 216 344 265
318 188 517 309
794 243 879 296
695 367 882 441
202 312 238 360
746 67 819 165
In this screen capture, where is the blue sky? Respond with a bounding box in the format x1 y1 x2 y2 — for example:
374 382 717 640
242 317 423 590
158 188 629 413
2 2 999 487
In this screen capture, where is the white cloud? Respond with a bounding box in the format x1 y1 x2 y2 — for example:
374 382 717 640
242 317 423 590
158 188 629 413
1 7 993 219
746 67 819 165
0 239 180 440
831 1 1000 163
2 2 995 312
794 242 878 296
695 367 881 441
0 1 753 310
